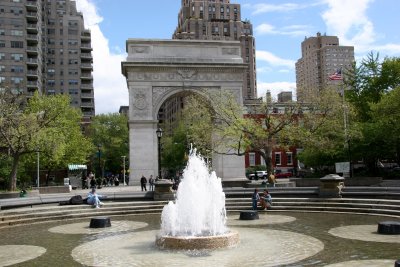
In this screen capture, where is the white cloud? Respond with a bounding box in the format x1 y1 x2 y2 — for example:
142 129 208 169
321 0 376 52
256 50 296 69
257 82 297 101
251 3 301 15
255 23 310 37
255 23 275 35
75 0 128 115
256 66 273 73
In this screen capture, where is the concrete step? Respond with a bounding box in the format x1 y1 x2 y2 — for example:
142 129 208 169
1 197 399 228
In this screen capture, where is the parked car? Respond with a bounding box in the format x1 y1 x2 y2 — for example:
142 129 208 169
248 171 268 180
275 171 292 178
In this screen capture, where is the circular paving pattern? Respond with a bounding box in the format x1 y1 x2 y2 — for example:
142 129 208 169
328 225 400 243
48 220 148 235
227 214 296 226
325 259 396 267
0 245 46 267
72 228 324 266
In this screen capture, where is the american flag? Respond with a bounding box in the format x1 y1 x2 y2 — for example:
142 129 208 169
329 68 343 80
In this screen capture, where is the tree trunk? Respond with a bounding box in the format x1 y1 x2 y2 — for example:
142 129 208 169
261 145 273 176
396 139 400 166
8 153 20 191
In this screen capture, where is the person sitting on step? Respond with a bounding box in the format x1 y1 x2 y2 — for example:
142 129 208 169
87 188 105 208
261 189 272 210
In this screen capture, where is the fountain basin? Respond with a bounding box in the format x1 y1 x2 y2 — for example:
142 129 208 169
156 231 239 250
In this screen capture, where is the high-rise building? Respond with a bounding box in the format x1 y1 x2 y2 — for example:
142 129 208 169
173 0 257 100
295 32 354 102
0 0 95 123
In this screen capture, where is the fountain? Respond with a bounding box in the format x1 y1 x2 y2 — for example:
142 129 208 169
156 148 239 250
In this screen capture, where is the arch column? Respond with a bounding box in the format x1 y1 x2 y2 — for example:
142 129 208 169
128 120 158 182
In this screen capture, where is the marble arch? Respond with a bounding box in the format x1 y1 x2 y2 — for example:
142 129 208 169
121 39 246 183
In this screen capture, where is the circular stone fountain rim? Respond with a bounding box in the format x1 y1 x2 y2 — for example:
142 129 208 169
156 231 239 250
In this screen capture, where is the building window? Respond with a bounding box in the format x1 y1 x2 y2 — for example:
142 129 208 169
0 65 5 72
68 79 79 85
0 41 5 48
11 53 23 61
286 152 293 165
11 66 24 73
260 155 266 166
0 77 5 83
68 89 79 95
11 77 23 84
0 53 5 60
11 41 24 48
10 30 23 36
249 152 255 166
275 152 281 165
0 29 5 35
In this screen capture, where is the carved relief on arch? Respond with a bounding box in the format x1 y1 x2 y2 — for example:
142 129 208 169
177 69 197 80
222 47 239 55
130 46 150 54
133 88 149 110
152 87 169 107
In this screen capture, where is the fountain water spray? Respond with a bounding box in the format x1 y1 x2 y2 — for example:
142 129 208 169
160 148 227 236
157 148 238 249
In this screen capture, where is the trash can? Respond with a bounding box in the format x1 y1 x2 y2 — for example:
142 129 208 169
64 178 70 186
19 190 27 197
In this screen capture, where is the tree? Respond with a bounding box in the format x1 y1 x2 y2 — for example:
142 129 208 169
345 52 400 122
370 86 400 165
344 53 400 173
181 91 331 176
161 121 189 177
89 113 129 176
292 87 356 172
0 89 93 191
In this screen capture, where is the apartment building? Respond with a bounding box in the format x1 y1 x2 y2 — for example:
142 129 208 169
295 32 354 102
173 0 257 101
0 0 94 123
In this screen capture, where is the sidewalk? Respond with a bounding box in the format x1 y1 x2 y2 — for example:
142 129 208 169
0 184 155 210
74 184 144 195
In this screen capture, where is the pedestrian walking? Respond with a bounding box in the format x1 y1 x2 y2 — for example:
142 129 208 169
149 175 154 191
140 175 147 191
252 188 260 210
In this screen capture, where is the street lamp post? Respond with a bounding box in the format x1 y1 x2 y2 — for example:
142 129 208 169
97 145 101 179
156 128 163 179
37 151 40 188
122 156 126 185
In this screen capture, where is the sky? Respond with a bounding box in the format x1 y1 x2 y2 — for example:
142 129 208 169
74 0 400 114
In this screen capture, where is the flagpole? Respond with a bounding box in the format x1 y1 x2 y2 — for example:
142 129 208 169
330 66 352 177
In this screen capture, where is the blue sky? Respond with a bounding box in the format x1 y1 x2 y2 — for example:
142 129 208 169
75 0 400 114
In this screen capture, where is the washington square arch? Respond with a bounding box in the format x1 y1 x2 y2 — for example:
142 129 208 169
121 39 247 183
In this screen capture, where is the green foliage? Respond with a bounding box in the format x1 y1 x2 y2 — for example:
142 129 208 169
161 121 189 175
182 90 305 176
345 52 400 122
0 90 93 191
89 113 129 176
344 53 400 172
295 88 352 170
369 86 400 164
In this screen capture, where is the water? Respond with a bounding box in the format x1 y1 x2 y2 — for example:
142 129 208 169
160 149 227 237
0 213 399 266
